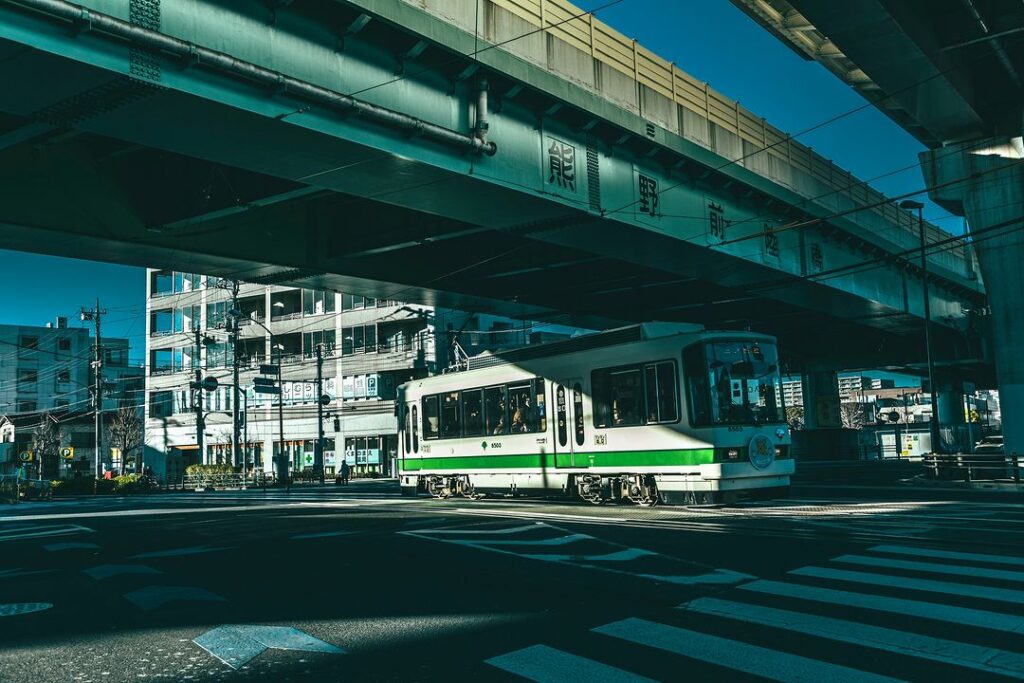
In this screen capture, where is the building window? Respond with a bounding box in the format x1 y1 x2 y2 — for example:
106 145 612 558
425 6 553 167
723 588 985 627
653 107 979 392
342 325 376 355
17 401 37 413
18 369 38 389
149 391 174 418
303 330 336 358
56 370 71 384
302 290 336 316
206 301 229 329
18 335 38 357
55 399 69 408
151 309 173 335
152 270 173 296
57 337 71 351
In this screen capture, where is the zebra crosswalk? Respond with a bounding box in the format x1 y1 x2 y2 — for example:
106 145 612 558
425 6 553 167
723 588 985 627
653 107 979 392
485 543 1024 681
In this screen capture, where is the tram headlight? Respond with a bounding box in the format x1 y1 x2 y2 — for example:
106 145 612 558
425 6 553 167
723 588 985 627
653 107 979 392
726 448 739 459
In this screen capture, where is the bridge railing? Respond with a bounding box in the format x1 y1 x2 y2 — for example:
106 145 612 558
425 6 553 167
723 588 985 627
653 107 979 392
413 0 975 281
922 453 1023 485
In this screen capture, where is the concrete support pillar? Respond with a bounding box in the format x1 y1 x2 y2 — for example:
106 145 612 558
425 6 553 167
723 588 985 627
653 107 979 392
802 370 841 429
921 136 1024 454
936 381 967 452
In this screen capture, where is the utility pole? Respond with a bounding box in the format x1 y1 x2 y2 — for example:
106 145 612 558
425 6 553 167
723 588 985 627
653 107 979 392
277 352 287 488
228 280 241 469
315 343 325 484
194 325 205 463
81 300 106 479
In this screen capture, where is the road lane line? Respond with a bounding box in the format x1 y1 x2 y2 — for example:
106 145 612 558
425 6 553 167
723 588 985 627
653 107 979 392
833 555 1024 583
485 644 656 682
738 579 1024 633
791 566 1024 604
870 545 1024 567
594 618 903 683
684 597 1024 678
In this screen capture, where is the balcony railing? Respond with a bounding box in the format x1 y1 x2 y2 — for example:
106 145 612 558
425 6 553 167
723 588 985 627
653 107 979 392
270 311 303 322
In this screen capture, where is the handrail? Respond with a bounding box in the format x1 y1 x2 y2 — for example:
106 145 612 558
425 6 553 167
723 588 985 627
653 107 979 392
922 452 1022 484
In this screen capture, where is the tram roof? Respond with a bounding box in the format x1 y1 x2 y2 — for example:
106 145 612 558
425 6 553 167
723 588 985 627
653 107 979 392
466 323 705 371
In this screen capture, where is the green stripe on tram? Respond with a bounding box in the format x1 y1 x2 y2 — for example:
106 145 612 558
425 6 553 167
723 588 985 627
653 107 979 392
401 448 715 471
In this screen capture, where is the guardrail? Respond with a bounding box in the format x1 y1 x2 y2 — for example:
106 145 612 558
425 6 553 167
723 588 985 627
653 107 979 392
183 472 269 490
922 453 1022 484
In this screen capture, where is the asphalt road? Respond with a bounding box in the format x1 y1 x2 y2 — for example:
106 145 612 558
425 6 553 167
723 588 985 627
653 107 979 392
2 480 1024 682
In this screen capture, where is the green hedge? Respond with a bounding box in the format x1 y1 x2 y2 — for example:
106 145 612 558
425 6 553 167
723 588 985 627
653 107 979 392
185 464 237 475
50 478 116 496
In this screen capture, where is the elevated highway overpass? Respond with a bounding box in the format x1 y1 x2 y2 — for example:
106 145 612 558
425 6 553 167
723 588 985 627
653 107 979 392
0 0 988 384
733 0 1022 450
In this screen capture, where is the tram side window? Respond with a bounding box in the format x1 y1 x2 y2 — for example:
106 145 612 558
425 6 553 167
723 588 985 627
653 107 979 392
422 395 440 440
556 385 568 448
592 367 642 427
485 386 507 435
573 383 585 446
593 362 677 428
404 405 411 454
412 405 419 452
440 391 462 438
645 361 679 423
463 389 484 437
507 380 545 433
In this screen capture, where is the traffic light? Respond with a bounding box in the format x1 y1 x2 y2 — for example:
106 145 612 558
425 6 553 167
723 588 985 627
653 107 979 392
333 417 340 432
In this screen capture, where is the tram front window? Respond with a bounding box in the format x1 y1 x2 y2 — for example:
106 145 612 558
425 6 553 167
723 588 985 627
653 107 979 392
685 340 784 426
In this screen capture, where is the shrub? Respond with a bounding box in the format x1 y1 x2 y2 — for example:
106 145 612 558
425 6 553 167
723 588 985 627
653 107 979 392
114 473 145 494
50 477 116 496
185 464 236 475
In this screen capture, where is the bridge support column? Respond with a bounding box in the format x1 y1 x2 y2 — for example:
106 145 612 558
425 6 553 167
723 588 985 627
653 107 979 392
921 136 1024 454
801 371 841 430
935 380 967 453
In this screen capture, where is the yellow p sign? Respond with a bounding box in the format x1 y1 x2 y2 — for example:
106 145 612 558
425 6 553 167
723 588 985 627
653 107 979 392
60 447 74 460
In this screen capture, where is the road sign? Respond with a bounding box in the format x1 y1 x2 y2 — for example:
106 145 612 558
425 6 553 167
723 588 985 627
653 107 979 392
253 385 281 395
59 447 74 460
193 625 344 670
319 394 332 406
201 376 219 392
252 377 277 386
259 364 279 375
18 451 32 463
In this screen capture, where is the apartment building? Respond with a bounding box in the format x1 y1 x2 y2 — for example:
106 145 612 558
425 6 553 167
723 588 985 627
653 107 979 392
0 316 144 475
780 374 898 407
143 270 576 480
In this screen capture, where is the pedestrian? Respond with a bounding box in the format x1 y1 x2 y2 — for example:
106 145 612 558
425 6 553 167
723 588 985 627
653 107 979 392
340 459 350 485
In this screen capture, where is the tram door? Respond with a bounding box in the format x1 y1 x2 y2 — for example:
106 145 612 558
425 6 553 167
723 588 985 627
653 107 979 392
553 379 585 467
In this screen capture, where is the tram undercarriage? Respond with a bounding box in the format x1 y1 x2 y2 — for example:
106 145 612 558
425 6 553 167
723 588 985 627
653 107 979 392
406 473 790 506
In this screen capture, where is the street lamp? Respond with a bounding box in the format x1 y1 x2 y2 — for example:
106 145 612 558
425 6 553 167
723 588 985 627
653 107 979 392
900 199 942 454
229 307 288 486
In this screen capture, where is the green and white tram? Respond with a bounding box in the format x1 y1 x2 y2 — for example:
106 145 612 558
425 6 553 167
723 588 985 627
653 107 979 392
397 323 793 505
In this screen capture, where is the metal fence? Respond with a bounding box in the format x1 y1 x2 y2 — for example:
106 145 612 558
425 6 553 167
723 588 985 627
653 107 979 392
0 473 19 504
922 453 1023 485
183 471 269 490
0 474 52 503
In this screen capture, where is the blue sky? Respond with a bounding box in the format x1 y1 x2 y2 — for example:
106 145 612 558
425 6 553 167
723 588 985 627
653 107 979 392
0 1 948 377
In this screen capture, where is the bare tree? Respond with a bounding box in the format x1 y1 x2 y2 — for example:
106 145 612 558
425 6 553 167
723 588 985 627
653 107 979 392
32 412 65 480
785 405 804 430
840 402 867 430
108 407 143 474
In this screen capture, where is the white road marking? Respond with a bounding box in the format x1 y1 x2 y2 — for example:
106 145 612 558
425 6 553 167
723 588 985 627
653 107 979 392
291 530 351 540
0 568 53 578
870 544 1024 567
43 541 100 552
83 564 162 580
594 618 903 683
0 603 53 617
833 554 1024 583
738 579 1024 634
448 508 628 523
404 522 752 586
122 586 227 611
790 566 1024 605
132 545 232 559
485 644 656 683
684 597 1024 678
0 524 94 542
412 524 539 535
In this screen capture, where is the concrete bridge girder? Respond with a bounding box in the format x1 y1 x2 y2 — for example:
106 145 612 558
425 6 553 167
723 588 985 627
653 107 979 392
0 0 981 353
